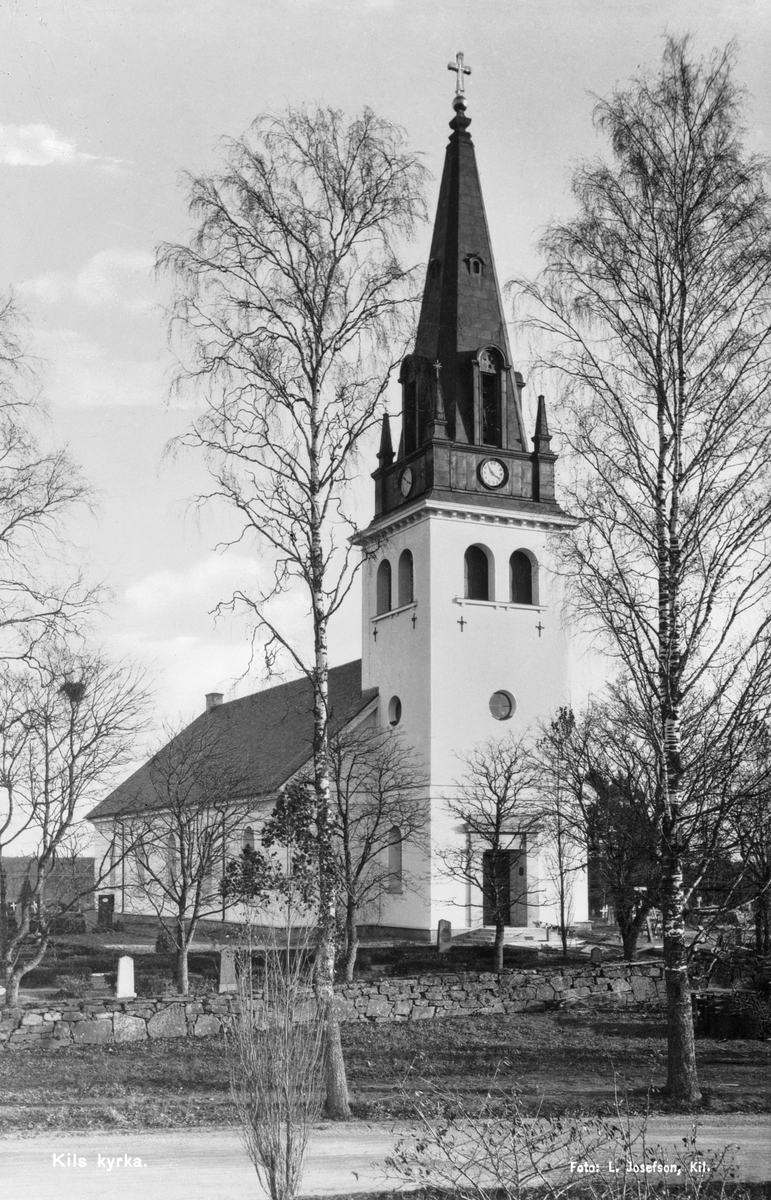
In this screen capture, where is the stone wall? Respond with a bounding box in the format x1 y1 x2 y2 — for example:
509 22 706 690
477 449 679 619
0 960 666 1050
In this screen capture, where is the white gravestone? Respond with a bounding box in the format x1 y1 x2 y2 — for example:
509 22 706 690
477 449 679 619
219 947 238 994
116 955 136 999
436 919 452 954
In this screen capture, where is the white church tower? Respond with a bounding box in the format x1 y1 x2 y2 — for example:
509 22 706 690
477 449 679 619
359 58 584 937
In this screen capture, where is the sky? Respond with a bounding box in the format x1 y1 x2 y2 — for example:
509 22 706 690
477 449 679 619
2 0 771 739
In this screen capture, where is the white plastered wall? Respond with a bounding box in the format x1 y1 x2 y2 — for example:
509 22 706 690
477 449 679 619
362 498 587 936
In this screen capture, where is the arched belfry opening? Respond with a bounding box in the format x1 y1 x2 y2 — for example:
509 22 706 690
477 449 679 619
510 550 536 605
476 346 503 448
376 560 392 614
399 355 433 458
465 544 493 601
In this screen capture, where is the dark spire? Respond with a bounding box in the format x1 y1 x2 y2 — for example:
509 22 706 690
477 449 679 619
410 74 526 449
368 62 564 521
532 393 557 503
533 394 552 453
377 412 394 467
429 359 448 439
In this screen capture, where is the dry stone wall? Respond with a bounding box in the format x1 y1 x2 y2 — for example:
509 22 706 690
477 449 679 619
0 961 666 1050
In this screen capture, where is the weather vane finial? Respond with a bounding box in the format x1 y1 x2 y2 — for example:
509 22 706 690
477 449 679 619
447 52 471 110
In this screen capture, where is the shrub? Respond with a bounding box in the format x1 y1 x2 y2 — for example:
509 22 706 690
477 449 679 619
226 929 325 1200
387 1075 747 1199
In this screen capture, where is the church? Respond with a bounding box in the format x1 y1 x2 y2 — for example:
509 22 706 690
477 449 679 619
88 59 587 938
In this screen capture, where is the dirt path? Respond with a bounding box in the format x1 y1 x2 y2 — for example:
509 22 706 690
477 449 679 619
1 1116 770 1199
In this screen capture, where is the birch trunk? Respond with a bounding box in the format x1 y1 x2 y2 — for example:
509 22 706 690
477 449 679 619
658 324 700 1101
310 387 350 1120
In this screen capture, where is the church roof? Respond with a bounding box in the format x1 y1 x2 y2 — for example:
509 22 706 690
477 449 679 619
87 659 376 821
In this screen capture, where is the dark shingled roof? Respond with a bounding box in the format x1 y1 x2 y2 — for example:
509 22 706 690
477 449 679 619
87 659 376 821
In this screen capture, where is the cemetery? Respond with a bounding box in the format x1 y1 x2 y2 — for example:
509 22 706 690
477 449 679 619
1 919 770 1139
1 991 769 1136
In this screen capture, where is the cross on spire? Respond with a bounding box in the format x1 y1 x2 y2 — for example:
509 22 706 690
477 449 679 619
447 52 471 101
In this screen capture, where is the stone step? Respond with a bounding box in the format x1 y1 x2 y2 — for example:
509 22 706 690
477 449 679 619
452 926 550 945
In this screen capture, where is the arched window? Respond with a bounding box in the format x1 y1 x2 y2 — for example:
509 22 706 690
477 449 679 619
242 826 255 852
107 837 118 886
510 551 534 605
134 838 147 885
376 559 392 615
465 545 491 601
387 825 403 893
398 549 414 606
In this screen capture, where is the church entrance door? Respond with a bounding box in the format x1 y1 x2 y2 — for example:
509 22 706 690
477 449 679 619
482 850 528 927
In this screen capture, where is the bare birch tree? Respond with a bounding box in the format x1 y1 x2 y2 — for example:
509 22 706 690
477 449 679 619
223 728 427 983
0 296 95 662
536 699 664 961
533 709 586 959
329 725 427 982
120 719 253 994
516 36 771 1100
158 106 427 1116
727 725 771 955
0 650 148 1005
440 736 540 973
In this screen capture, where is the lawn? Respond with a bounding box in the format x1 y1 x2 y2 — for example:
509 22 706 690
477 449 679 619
20 932 624 997
0 1009 769 1133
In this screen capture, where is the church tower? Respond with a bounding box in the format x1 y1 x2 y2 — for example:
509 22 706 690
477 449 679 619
359 57 582 936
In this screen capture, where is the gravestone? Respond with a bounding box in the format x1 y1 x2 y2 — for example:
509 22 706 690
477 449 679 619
116 955 136 999
90 972 110 994
97 894 114 931
436 919 452 954
590 946 603 965
219 947 238 993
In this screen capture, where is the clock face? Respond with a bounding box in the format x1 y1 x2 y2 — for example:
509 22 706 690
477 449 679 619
399 467 413 498
479 458 507 489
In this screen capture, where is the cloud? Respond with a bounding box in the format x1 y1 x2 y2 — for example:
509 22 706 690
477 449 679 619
34 327 164 408
0 123 122 168
116 555 318 720
101 628 257 728
124 556 265 620
19 247 157 314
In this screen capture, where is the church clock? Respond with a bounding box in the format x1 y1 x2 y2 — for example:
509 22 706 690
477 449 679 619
479 458 507 489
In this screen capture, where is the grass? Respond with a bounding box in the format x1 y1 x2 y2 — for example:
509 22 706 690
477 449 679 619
20 933 630 997
0 1009 769 1133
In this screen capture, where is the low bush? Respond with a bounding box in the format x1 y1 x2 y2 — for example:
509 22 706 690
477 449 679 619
54 974 92 999
388 1079 750 1199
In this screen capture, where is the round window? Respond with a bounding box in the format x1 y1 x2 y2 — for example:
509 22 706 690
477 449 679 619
489 690 515 721
388 696 402 727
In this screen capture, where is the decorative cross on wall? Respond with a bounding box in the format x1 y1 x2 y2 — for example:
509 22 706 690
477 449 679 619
447 52 471 96
373 627 378 642
458 616 467 632
536 622 545 638
412 613 417 629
